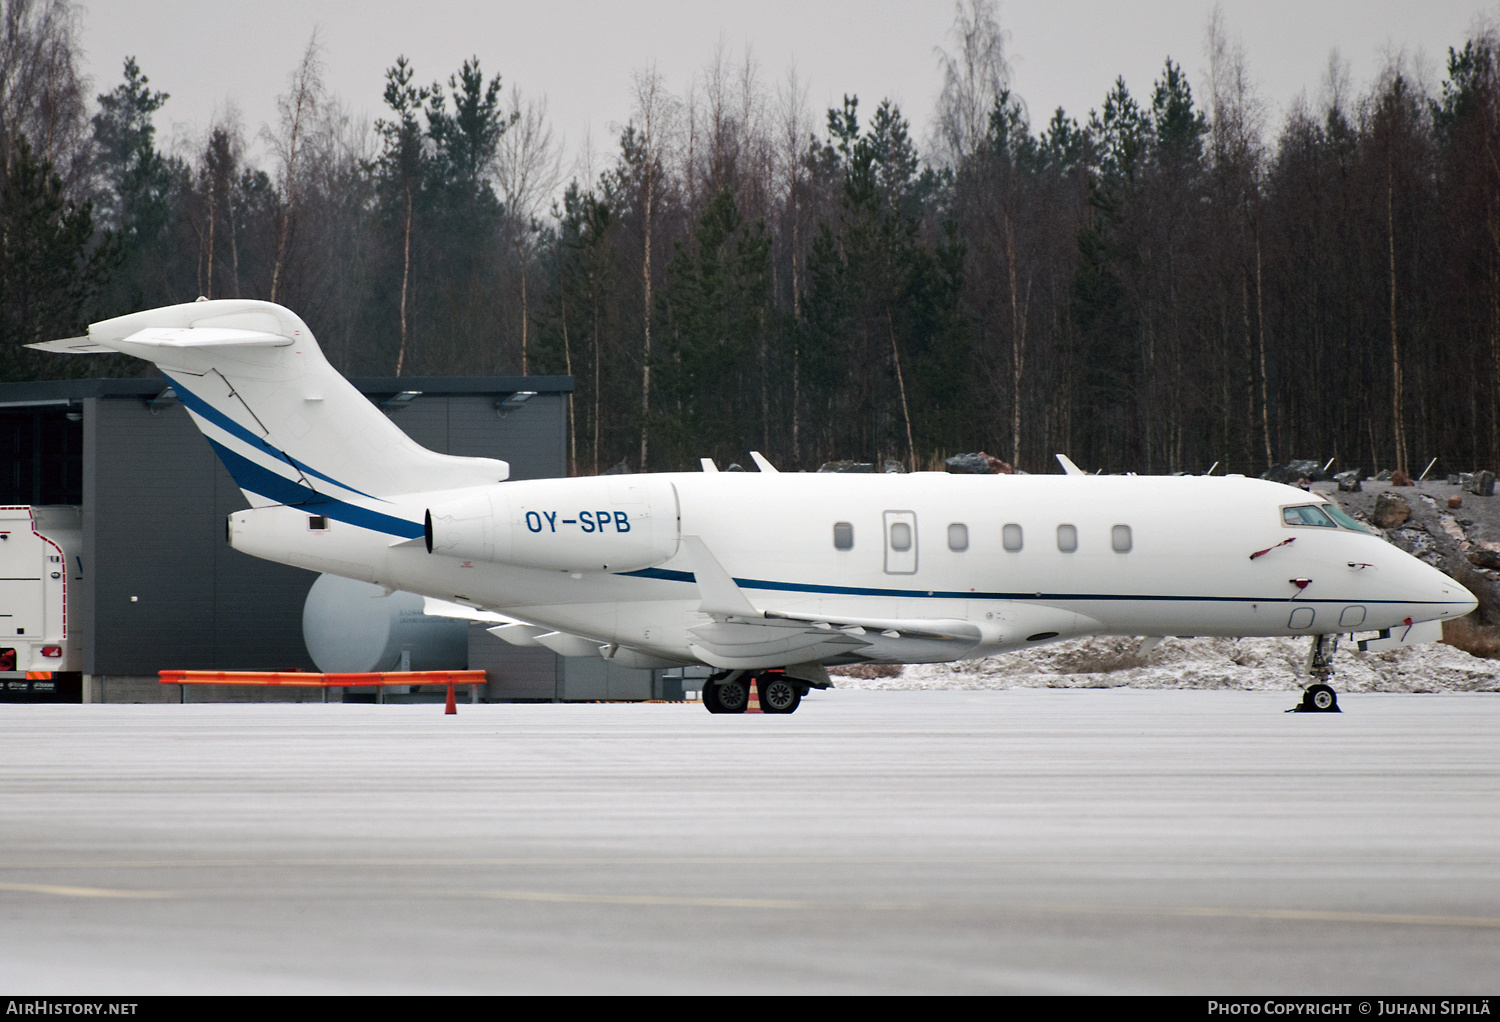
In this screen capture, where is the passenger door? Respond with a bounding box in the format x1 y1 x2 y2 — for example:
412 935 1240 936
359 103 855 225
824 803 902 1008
883 511 917 574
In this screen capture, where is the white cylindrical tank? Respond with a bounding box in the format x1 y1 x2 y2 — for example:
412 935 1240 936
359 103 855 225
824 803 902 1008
302 573 468 673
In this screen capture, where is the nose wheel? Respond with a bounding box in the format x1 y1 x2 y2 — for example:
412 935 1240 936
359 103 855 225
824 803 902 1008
1290 635 1342 713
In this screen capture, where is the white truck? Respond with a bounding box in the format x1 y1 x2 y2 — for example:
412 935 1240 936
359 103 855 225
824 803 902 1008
0 505 81 701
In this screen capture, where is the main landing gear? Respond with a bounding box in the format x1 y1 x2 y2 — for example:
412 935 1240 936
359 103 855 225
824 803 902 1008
1289 633 1341 713
703 670 805 714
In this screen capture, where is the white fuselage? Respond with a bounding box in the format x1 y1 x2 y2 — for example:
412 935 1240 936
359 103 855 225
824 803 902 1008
229 471 1473 668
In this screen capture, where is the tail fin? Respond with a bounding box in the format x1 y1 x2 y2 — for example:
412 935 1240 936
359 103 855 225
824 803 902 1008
32 300 509 507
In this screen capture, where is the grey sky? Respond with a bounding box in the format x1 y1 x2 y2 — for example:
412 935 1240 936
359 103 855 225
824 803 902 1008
80 0 1497 175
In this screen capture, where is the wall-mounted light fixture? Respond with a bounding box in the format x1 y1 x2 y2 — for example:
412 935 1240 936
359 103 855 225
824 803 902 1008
384 390 423 411
495 391 536 413
146 387 178 414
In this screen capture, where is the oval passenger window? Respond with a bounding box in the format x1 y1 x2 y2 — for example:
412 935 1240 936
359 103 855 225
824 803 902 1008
1112 524 1132 553
1057 524 1077 552
1002 523 1023 551
948 523 968 551
833 522 854 550
890 522 912 551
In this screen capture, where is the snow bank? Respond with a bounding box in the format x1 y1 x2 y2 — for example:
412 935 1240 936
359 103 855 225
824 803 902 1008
832 636 1500 693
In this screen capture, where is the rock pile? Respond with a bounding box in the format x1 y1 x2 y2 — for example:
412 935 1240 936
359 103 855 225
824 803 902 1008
944 452 1014 474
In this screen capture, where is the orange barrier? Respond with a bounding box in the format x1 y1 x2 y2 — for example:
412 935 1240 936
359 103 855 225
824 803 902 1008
159 670 487 688
158 669 487 713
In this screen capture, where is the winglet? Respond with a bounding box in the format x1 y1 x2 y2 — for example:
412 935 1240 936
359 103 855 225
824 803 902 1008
749 451 779 473
682 535 759 618
1056 454 1085 476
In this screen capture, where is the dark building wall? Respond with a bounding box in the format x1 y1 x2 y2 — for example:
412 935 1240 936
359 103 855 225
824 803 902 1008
78 383 568 676
380 393 565 481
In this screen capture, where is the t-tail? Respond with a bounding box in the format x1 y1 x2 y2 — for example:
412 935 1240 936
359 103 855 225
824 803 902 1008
32 300 509 532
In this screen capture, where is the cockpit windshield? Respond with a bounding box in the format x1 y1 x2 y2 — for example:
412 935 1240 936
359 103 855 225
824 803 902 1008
1283 504 1336 528
1282 502 1376 534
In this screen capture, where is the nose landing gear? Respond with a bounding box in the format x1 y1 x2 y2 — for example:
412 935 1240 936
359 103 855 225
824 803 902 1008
1290 634 1341 713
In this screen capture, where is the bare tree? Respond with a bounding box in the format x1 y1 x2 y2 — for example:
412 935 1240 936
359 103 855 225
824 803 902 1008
199 107 246 300
932 0 1011 168
629 64 679 469
1207 6 1273 470
776 65 811 460
0 0 90 189
264 30 326 303
492 85 561 374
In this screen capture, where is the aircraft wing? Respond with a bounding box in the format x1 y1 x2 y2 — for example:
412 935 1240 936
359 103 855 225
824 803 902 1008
678 534 984 668
686 611 982 670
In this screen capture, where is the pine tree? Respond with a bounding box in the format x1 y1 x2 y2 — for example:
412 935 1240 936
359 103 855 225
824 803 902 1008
0 135 116 379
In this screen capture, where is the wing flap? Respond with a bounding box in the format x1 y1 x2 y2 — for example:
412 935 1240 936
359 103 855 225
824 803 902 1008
687 613 983 668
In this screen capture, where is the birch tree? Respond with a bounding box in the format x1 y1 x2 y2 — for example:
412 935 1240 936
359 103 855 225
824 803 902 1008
492 85 561 374
265 31 325 303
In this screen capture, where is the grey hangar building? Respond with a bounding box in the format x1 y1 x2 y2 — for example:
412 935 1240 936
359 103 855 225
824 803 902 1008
0 373 681 703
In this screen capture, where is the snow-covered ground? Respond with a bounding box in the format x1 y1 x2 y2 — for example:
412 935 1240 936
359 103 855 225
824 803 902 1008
832 635 1500 693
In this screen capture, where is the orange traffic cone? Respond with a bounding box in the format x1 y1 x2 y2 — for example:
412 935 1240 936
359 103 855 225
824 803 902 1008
746 676 762 714
445 681 457 715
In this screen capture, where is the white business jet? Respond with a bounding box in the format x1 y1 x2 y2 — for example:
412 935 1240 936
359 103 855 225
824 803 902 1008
35 299 1477 714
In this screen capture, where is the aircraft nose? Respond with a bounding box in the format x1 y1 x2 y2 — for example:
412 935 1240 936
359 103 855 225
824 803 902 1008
1427 562 1478 618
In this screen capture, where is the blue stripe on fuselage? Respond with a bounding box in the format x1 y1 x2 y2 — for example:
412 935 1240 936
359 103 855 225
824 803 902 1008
614 566 1440 605
209 439 423 538
164 372 383 501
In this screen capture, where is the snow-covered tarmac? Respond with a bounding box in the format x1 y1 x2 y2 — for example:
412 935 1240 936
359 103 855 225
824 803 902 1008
841 635 1500 693
2 689 1498 994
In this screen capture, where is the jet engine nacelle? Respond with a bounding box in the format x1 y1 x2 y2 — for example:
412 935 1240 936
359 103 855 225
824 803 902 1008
425 476 680 573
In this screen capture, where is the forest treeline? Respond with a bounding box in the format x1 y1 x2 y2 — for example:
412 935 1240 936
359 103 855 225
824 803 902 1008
4 0 1500 477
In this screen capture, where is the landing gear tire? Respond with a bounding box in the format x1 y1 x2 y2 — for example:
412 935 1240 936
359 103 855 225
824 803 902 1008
759 675 802 714
713 677 749 714
1289 634 1343 713
1301 684 1339 713
703 681 727 713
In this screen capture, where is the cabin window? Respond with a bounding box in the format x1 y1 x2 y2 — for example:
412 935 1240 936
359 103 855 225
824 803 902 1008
1057 524 1078 552
890 522 913 551
1112 524 1132 553
833 522 854 550
308 515 329 531
1002 523 1023 552
1283 505 1336 528
947 523 968 551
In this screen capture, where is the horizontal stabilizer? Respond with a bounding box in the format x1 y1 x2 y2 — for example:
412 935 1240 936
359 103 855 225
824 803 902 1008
28 335 114 354
31 326 291 353
117 326 292 349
